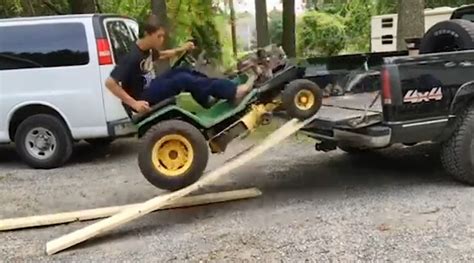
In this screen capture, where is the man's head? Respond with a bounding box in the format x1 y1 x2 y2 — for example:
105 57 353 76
141 14 166 50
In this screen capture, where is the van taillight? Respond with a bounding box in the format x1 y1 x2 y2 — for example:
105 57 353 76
96 38 113 65
381 68 392 105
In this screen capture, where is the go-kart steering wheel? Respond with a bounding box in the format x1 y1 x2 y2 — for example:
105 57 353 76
171 39 198 69
171 50 197 69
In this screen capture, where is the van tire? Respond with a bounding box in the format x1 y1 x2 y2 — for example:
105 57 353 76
440 104 474 185
14 114 73 169
419 19 474 54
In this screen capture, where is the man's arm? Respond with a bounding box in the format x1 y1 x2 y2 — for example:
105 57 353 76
105 77 150 113
106 59 150 113
157 41 195 60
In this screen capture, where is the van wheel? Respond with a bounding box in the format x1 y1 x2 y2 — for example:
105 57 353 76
14 114 73 169
440 104 474 185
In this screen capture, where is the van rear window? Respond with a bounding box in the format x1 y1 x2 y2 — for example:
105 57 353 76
105 20 137 64
0 23 89 70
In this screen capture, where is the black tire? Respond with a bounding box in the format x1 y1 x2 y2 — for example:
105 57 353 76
440 104 474 185
85 138 115 147
14 114 73 169
282 79 323 120
138 120 209 191
419 19 474 54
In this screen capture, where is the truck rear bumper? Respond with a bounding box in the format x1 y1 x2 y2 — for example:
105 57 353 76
301 125 392 148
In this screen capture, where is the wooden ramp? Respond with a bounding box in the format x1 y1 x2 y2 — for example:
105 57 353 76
46 116 317 255
0 188 262 231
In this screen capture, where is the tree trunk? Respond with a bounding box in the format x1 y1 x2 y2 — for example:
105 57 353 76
22 0 36 16
151 0 170 74
282 0 296 58
229 0 238 57
396 0 425 51
69 0 95 14
151 0 169 40
316 0 324 10
255 0 270 47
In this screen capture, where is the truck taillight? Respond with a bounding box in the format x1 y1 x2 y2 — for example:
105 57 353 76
381 68 392 105
96 38 113 65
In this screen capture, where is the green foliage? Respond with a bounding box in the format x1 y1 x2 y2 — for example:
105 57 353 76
341 0 376 53
4 0 473 65
296 11 346 56
269 9 283 46
214 14 237 70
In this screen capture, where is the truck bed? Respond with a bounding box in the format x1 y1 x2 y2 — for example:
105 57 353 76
310 91 383 129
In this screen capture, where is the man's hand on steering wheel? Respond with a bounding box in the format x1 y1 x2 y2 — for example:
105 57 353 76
180 41 195 52
171 40 198 69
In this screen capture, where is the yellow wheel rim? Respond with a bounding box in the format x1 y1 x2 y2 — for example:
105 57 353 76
151 134 194 177
294 89 315 111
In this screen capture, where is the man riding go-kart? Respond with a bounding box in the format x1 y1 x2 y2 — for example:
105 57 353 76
105 14 263 114
106 14 324 192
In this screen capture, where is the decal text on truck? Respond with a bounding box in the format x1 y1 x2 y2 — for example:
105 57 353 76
404 87 443 103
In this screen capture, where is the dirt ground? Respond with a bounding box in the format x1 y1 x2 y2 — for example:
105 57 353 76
0 132 473 262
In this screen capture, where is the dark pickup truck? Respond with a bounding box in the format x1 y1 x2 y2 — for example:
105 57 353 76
301 4 474 185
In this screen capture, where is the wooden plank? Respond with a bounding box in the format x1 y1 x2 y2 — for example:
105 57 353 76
46 116 315 255
0 188 262 231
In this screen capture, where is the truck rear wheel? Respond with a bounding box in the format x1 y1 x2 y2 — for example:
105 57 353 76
138 120 209 191
419 19 474 54
440 104 474 185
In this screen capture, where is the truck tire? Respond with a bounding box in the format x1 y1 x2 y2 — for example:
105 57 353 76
14 114 73 169
440 104 474 185
138 120 209 191
419 19 474 54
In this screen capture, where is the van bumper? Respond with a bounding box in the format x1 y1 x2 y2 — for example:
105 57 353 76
107 118 137 137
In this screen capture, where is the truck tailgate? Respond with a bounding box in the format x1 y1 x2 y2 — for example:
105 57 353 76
311 91 383 129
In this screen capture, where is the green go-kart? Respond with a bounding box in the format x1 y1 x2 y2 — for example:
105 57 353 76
124 46 323 191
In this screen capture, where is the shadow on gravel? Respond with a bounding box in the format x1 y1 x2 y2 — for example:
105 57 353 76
68 140 139 164
0 144 17 163
237 143 458 199
0 139 138 167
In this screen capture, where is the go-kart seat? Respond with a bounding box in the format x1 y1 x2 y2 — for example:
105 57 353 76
123 97 177 124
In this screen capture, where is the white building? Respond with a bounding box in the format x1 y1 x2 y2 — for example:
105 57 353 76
371 6 457 52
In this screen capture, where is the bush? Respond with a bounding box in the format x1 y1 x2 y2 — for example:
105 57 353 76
296 11 346 57
342 0 375 53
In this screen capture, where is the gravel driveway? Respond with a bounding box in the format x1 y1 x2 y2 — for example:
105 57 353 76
0 133 472 262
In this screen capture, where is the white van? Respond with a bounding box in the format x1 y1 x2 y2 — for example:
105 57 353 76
0 14 140 169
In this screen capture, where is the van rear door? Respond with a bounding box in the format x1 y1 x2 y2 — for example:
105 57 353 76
95 16 139 132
